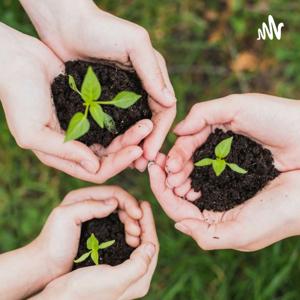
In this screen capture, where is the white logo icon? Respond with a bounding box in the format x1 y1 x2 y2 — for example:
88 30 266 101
257 15 284 40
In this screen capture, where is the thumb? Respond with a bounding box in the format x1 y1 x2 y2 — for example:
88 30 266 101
115 242 155 287
33 128 100 174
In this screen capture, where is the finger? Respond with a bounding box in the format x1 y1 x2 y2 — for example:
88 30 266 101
58 199 118 225
127 34 176 107
186 189 201 201
114 242 155 287
142 52 176 160
125 234 141 248
148 162 203 221
175 219 241 250
119 211 141 237
35 128 100 173
134 156 148 172
166 161 194 188
104 119 153 154
174 97 238 135
166 127 211 173
155 152 167 168
63 186 142 219
174 178 192 198
35 145 143 184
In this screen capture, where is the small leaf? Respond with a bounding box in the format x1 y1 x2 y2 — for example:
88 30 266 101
99 240 115 250
74 251 91 263
194 158 214 167
90 104 105 128
227 163 248 174
212 159 226 176
81 66 101 102
87 233 99 250
91 250 99 265
65 112 90 142
68 75 81 95
215 137 233 159
104 113 117 133
111 91 141 109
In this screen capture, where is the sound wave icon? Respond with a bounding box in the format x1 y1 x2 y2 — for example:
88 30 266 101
257 15 284 41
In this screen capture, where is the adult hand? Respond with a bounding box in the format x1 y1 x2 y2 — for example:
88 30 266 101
31 202 159 300
33 186 143 279
149 154 300 251
0 23 150 182
21 0 177 169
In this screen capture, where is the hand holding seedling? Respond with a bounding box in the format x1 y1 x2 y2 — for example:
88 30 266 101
20 0 177 171
149 154 300 251
32 202 159 300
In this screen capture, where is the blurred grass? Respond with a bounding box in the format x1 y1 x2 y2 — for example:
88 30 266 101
1 0 300 299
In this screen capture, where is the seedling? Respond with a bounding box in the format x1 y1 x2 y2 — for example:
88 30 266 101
74 233 115 265
194 137 248 176
65 66 142 142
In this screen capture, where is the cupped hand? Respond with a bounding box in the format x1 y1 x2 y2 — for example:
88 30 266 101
32 202 159 300
20 0 177 169
32 186 143 280
149 154 300 251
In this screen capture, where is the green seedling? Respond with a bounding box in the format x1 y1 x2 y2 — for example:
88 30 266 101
74 233 115 265
65 66 142 142
194 137 248 177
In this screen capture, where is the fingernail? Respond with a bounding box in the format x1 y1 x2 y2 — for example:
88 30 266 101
81 160 98 174
163 87 177 104
143 243 155 258
103 199 117 206
175 223 191 235
147 161 155 169
166 178 173 189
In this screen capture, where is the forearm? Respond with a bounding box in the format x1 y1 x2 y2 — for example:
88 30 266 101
0 243 55 299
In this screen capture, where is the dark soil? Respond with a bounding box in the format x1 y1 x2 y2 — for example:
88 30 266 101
73 213 135 269
52 60 152 147
190 129 280 212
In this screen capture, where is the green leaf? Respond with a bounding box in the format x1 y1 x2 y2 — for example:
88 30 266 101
227 163 248 174
91 249 99 265
99 240 115 250
104 113 117 133
111 91 141 109
65 112 90 142
81 66 101 102
212 159 226 176
74 251 91 263
215 137 233 159
90 104 105 128
87 233 99 250
194 158 214 167
68 75 81 95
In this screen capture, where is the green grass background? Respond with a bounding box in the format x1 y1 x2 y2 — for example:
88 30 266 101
1 0 300 299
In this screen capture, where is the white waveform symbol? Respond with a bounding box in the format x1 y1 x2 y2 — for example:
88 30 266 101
257 15 284 40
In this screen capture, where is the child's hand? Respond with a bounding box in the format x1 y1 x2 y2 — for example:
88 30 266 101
31 202 159 300
32 186 143 280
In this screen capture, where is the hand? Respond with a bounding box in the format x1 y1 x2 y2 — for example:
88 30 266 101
149 155 300 251
32 202 159 300
33 186 143 279
0 23 153 183
21 0 177 168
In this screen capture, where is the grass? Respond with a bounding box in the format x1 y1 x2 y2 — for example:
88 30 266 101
1 0 300 299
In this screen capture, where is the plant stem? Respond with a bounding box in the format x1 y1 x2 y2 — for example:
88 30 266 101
84 105 89 117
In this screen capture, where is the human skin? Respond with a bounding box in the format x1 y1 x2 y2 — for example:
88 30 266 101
149 94 300 251
20 0 177 171
0 23 159 183
0 186 159 300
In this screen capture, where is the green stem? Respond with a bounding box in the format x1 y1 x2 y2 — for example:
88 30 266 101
84 105 89 117
94 100 115 105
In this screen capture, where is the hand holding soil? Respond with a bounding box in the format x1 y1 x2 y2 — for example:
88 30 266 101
32 199 158 300
148 94 300 251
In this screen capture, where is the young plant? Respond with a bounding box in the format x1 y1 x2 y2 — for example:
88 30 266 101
74 233 115 265
194 137 248 177
65 66 142 142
